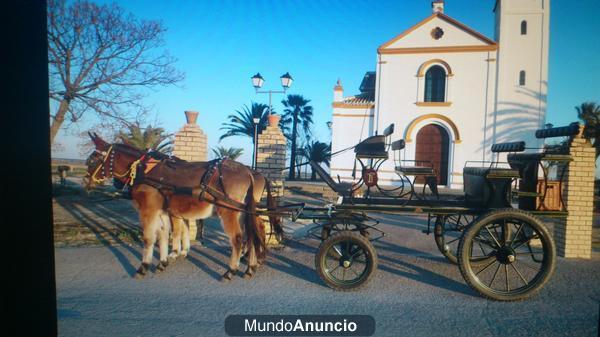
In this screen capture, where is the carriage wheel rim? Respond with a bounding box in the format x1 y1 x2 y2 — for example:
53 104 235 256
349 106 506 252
321 240 371 286
462 215 553 297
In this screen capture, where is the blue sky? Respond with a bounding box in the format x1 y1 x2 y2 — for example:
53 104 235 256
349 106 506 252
53 0 600 165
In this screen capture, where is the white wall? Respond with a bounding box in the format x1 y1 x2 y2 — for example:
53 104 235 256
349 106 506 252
494 0 549 150
330 107 374 182
374 49 498 188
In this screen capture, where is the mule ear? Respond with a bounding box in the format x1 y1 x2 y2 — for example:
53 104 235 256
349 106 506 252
90 132 110 150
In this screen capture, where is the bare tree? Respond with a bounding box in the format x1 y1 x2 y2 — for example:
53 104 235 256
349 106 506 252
47 0 184 143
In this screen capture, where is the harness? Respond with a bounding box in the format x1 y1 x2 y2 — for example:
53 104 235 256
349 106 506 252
90 149 252 214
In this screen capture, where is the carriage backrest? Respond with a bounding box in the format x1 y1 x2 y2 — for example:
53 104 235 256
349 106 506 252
382 123 395 137
535 122 579 139
391 139 405 151
491 141 526 153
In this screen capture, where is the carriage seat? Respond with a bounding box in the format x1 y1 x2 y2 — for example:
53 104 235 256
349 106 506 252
354 124 395 160
463 141 524 208
391 139 436 176
462 167 520 179
463 141 524 179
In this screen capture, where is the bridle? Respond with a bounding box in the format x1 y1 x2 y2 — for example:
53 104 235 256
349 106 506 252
87 145 142 186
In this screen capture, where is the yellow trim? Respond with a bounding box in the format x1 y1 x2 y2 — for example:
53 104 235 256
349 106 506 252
332 102 375 109
405 114 461 144
378 13 497 51
451 172 463 176
415 102 452 107
417 59 453 77
332 113 374 118
379 45 497 55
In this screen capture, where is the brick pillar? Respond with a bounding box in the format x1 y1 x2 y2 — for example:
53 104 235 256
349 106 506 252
256 114 286 246
173 110 208 240
555 124 595 258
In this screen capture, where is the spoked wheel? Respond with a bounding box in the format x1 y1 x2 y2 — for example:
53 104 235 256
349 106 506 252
434 214 475 264
316 231 377 291
457 209 556 301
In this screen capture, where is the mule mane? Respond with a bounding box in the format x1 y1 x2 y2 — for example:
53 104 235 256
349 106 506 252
113 142 145 156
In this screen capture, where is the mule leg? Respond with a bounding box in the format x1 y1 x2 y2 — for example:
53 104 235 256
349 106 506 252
242 239 258 279
156 213 170 273
135 210 161 278
217 209 244 281
181 219 190 258
169 216 183 261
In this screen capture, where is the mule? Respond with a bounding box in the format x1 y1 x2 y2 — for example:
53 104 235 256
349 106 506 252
84 133 282 280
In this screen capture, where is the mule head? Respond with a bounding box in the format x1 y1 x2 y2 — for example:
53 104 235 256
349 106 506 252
84 132 113 191
88 132 110 151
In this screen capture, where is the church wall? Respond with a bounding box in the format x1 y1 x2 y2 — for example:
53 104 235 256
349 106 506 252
374 49 498 188
330 106 374 182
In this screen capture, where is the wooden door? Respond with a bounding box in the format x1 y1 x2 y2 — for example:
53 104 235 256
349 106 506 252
415 124 449 185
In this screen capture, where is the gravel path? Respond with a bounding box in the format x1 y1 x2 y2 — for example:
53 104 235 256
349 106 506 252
55 210 600 337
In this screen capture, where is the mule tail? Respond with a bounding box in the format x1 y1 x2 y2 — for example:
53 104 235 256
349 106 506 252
244 176 266 261
265 179 284 242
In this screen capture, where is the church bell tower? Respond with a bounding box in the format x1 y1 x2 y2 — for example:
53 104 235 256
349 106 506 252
493 0 550 149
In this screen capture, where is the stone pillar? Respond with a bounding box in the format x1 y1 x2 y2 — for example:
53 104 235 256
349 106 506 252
256 114 287 246
555 124 595 258
173 110 208 240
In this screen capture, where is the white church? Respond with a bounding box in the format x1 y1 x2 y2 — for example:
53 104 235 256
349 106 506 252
330 0 549 189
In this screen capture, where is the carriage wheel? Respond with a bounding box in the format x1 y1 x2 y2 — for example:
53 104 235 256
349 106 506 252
457 209 556 301
434 214 474 264
316 231 377 291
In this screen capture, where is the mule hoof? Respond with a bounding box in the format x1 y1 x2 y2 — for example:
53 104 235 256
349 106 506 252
134 263 150 279
156 261 169 273
221 269 236 281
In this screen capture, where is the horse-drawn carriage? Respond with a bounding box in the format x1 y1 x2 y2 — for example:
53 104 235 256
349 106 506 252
84 122 580 302
268 122 579 301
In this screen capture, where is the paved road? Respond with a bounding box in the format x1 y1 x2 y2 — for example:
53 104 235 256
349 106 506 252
55 213 600 337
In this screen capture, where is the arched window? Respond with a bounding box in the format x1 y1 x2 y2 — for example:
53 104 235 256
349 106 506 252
521 20 527 35
424 65 446 102
519 70 526 86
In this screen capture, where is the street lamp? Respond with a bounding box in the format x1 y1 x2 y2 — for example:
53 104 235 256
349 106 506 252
252 117 260 170
251 72 293 115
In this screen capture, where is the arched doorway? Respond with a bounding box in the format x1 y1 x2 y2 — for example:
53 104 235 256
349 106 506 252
415 124 449 185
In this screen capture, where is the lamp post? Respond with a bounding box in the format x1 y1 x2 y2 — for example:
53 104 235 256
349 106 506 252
252 117 260 170
251 72 293 115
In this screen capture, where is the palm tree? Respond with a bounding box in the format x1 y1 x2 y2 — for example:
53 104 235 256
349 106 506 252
576 101 600 159
212 146 243 160
118 123 173 154
281 94 313 179
220 103 271 143
301 141 331 180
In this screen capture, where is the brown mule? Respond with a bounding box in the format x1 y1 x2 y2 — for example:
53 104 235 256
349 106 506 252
84 133 282 280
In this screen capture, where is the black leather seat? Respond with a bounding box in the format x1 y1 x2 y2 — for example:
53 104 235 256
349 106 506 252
353 124 395 160
395 165 435 175
354 135 388 159
463 167 520 179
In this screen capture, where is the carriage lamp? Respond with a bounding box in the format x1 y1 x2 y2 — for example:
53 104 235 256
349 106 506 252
251 71 293 115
